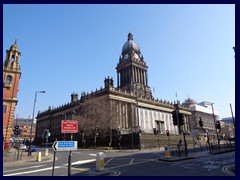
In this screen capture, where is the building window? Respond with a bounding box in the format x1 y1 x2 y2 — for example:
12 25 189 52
4 75 13 88
6 75 12 84
3 105 7 113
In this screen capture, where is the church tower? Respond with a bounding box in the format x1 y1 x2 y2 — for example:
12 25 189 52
116 33 152 99
3 40 21 149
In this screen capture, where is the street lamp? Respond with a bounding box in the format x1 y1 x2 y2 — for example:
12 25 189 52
28 91 46 156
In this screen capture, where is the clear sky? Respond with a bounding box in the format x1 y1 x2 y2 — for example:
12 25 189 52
3 4 235 119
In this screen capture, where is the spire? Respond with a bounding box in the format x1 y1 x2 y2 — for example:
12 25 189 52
128 32 133 41
14 38 17 45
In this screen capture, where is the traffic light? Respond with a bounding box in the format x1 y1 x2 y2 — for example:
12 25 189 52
18 129 22 136
13 125 19 135
216 121 221 130
178 113 184 126
172 111 178 126
166 130 169 136
44 129 49 138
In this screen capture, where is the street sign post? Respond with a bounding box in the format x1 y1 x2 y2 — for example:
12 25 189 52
61 120 78 133
52 141 78 151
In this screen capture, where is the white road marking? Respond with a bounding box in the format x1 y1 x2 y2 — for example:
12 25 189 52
222 165 235 176
3 159 96 176
88 153 106 157
106 159 154 170
3 165 46 173
89 154 96 156
129 159 134 165
105 158 113 165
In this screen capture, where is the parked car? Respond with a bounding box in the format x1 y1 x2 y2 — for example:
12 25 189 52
18 144 27 151
27 145 37 152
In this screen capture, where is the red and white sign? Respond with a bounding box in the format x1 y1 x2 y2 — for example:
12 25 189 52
61 120 78 133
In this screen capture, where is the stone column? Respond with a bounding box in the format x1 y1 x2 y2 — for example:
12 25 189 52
139 68 142 84
140 69 143 84
117 72 119 87
143 70 146 85
138 68 140 83
132 66 134 83
125 103 128 128
120 70 123 86
134 66 136 83
146 71 148 85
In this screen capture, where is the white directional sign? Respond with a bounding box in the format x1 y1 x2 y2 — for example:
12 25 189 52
52 141 78 151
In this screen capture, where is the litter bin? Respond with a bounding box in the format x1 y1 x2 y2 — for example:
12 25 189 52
164 146 171 159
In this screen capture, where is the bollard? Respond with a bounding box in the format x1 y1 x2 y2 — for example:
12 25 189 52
36 152 42 162
164 146 171 159
45 148 49 156
96 152 104 171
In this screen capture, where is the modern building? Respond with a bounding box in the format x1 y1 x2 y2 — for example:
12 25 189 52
13 117 36 142
3 40 21 150
221 117 235 124
35 33 192 149
220 117 235 139
189 101 220 139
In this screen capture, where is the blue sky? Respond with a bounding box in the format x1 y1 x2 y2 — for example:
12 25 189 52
3 4 235 119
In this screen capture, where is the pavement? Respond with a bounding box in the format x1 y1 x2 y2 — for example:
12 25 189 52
3 148 54 167
3 147 235 176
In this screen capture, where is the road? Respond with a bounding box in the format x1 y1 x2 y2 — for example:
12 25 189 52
3 148 235 176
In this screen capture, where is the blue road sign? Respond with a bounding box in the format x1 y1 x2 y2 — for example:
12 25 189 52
52 141 78 151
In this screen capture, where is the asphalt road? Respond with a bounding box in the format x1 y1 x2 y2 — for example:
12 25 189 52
3 148 235 176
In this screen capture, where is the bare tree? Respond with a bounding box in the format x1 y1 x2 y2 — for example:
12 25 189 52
74 96 118 148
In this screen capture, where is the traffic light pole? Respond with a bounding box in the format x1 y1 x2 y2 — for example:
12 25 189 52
211 104 220 151
174 103 181 135
199 116 211 154
181 130 188 158
174 103 187 157
68 133 73 176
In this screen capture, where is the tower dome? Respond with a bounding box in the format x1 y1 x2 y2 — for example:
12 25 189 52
10 39 19 52
122 32 140 54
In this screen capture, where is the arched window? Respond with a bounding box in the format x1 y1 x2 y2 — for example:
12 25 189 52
6 75 12 84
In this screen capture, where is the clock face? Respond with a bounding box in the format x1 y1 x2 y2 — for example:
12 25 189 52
124 54 128 59
134 53 139 59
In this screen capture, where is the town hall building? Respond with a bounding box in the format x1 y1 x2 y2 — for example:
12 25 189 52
35 33 192 149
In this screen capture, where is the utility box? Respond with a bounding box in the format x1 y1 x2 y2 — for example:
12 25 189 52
96 152 104 171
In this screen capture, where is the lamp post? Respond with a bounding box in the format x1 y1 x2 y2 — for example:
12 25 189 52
28 91 46 156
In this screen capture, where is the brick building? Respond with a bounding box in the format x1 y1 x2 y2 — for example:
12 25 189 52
13 118 36 142
3 40 21 150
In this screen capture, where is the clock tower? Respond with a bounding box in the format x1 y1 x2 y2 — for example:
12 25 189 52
116 33 152 99
3 40 21 149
